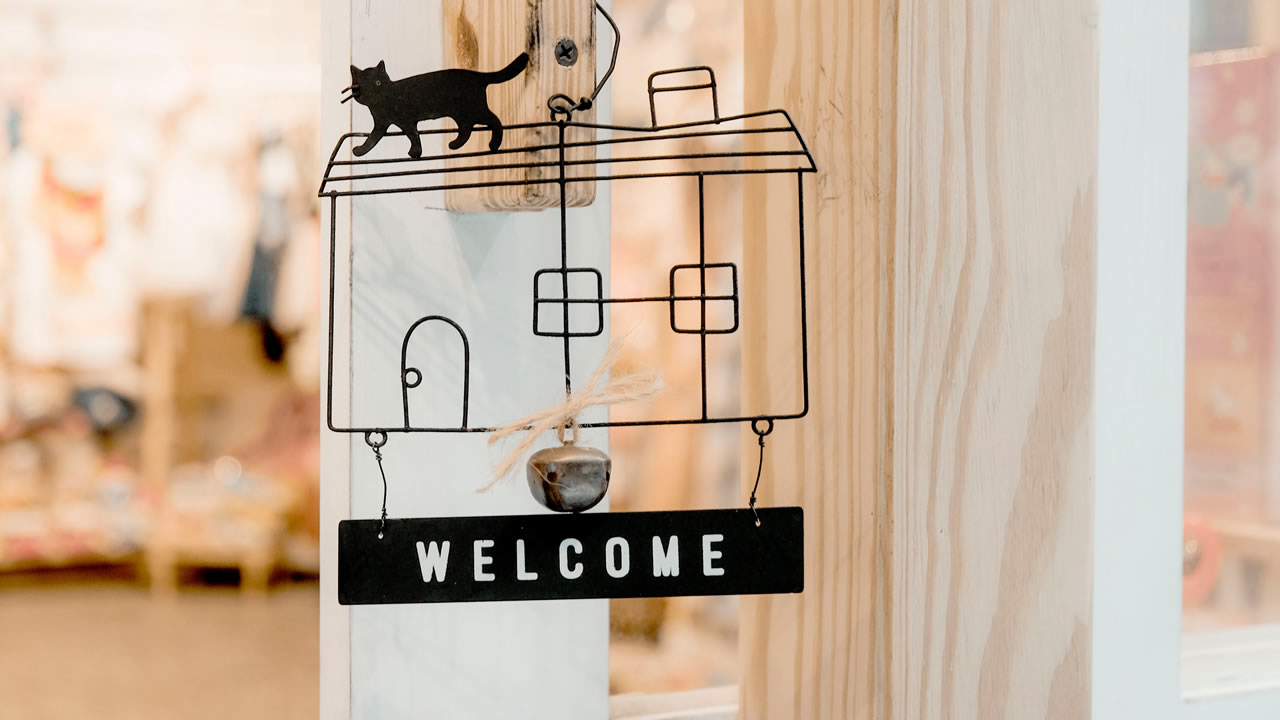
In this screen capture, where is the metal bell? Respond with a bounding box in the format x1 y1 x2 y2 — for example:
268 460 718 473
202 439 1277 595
527 444 611 513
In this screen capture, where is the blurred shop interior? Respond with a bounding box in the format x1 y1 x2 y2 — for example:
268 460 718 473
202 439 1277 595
4 0 1280 718
1185 0 1280 633
0 1 745 718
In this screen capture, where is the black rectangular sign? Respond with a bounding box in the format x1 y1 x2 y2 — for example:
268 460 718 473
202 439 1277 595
338 507 803 605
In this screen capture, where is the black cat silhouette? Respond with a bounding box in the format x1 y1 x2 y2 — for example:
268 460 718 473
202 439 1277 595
343 54 530 159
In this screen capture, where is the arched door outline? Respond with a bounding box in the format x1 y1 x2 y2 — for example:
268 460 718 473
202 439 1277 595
399 315 470 430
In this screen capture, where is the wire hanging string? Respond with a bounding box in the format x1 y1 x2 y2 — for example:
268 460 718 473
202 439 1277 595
749 419 773 526
749 437 765 526
486 337 663 486
548 2 622 118
366 432 390 538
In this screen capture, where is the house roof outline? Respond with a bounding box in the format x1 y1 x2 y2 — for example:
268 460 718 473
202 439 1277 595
320 67 815 437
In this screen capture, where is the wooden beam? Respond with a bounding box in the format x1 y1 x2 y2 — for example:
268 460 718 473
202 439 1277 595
740 0 896 718
1253 0 1280 49
890 3 1096 715
891 5 1096 717
442 0 597 211
139 299 184 493
609 687 737 719
742 1 1098 718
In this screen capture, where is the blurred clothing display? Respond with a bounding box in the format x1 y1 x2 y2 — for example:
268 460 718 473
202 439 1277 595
141 110 255 321
0 2 324 718
241 131 299 323
0 2 322 582
8 156 140 377
71 386 137 434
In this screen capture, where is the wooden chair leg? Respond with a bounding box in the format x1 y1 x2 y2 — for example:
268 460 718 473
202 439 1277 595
146 548 178 596
240 552 273 594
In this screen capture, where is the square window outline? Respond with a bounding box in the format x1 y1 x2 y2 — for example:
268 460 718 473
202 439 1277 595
668 262 740 335
533 267 605 338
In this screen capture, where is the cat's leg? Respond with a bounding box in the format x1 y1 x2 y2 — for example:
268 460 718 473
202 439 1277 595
353 121 389 156
449 121 475 151
399 124 423 159
481 111 504 152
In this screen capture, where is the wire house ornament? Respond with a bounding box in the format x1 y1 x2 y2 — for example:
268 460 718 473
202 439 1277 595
320 42 817 449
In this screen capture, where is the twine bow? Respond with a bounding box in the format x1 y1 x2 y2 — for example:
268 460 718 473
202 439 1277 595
485 338 662 489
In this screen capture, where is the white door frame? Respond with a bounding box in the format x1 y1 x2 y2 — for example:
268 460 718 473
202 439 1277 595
320 1 612 718
1096 0 1280 717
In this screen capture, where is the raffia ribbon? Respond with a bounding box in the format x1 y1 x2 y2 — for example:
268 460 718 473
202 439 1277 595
484 338 663 490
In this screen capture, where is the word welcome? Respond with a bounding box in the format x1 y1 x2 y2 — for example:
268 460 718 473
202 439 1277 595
338 507 803 604
415 534 725 583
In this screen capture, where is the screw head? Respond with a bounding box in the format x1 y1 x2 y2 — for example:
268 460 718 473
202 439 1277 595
554 38 578 67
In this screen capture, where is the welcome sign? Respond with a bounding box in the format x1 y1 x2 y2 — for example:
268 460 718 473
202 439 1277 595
338 507 804 604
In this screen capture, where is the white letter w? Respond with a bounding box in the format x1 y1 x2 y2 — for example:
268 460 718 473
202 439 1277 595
416 541 451 582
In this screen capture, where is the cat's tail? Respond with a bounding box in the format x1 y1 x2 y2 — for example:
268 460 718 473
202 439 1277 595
484 53 530 85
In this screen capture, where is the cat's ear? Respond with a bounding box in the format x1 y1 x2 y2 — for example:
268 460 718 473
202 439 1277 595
350 65 359 79
376 60 387 74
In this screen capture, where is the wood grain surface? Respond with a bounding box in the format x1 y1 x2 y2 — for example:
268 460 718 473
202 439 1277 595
443 0 597 210
892 3 1096 716
742 1 1098 718
740 0 896 718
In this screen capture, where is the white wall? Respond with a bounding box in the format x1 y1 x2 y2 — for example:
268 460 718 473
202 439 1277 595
322 1 612 718
1092 1 1188 718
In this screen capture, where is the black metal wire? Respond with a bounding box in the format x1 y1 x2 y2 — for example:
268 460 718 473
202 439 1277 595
649 67 720 127
317 113 815 197
321 66 814 445
365 432 389 538
329 150 806 185
548 2 621 118
324 116 800 169
400 316 469 429
557 120 573 396
749 419 773 526
533 268 605 339
326 167 807 199
697 174 709 419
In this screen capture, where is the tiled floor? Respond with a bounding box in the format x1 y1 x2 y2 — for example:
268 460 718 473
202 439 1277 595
0 572 318 720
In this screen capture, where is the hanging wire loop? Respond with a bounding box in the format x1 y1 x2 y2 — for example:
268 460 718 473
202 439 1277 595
365 432 390 538
546 2 621 119
748 419 774 527
547 93 578 120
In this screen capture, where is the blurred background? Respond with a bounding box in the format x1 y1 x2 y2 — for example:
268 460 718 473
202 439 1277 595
4 0 1280 717
1185 0 1280 633
0 1 744 718
0 2 325 718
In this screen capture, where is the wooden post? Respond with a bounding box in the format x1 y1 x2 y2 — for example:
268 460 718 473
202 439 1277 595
321 2 611 718
442 0 598 211
140 299 183 493
740 1 895 717
742 1 1097 718
1253 0 1280 49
